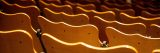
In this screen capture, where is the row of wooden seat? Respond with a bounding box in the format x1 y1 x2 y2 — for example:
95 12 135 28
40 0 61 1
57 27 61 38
0 0 41 29
38 0 160 18
0 1 159 39
0 0 160 53
1 0 160 39
1 0 159 20
1 12 160 53
0 12 138 53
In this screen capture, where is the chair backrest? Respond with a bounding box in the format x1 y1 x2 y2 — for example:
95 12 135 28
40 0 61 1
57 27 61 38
39 0 73 14
91 16 146 42
41 33 138 53
141 11 160 18
147 24 160 38
38 16 100 47
0 30 36 53
77 0 101 4
3 0 36 6
64 1 96 10
43 8 89 25
0 1 40 29
105 27 160 53
134 5 160 16
100 5 135 21
76 3 96 10
75 6 116 22
0 12 43 53
40 0 61 5
103 2 132 10
120 13 160 26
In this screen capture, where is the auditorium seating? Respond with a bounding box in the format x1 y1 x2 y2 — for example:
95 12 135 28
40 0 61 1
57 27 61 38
133 5 160 16
120 13 160 26
141 11 160 18
103 1 132 10
0 12 43 53
100 5 135 16
64 1 96 10
0 30 36 53
38 16 101 47
3 0 36 6
75 6 116 22
0 1 40 29
100 5 135 21
43 8 89 25
91 16 146 42
105 27 160 53
0 0 160 53
40 0 62 5
39 0 73 14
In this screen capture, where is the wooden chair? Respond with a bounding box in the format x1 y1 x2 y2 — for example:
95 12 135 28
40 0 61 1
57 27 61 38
63 0 96 14
103 2 132 10
41 33 138 53
40 0 62 5
133 5 160 16
76 0 101 4
91 16 146 42
64 1 96 10
0 30 36 53
0 1 40 29
105 27 160 53
100 5 135 21
147 24 160 38
0 12 43 53
141 11 160 18
39 0 73 14
43 8 89 25
75 6 116 22
38 16 101 47
3 0 36 6
120 13 160 26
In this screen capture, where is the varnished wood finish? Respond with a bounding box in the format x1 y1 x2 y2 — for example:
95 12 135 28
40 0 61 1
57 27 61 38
39 0 73 14
42 33 138 53
0 30 36 53
105 27 160 53
0 12 43 52
91 16 146 42
43 8 89 25
38 16 101 47
75 6 116 22
0 1 40 29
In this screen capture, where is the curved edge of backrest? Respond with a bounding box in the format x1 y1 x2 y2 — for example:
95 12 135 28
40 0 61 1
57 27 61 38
42 33 138 53
43 8 89 25
105 27 160 45
119 12 140 23
76 3 96 10
0 11 34 31
46 3 73 14
0 30 37 53
120 9 135 16
41 0 61 5
94 16 146 35
148 24 160 38
38 15 97 31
